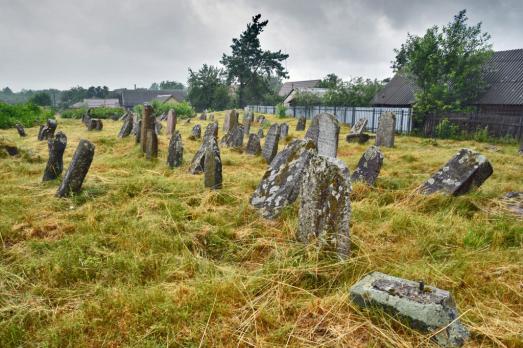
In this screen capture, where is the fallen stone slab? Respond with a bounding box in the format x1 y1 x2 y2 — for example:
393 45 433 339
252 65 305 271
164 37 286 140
351 146 384 186
56 139 95 197
43 132 67 181
420 148 493 196
501 192 523 217
346 133 370 144
350 272 469 347
350 118 368 135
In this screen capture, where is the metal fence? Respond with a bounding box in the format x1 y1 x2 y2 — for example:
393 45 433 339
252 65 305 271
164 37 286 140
247 105 413 133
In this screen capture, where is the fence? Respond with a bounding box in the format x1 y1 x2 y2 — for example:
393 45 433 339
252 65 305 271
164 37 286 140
423 110 523 140
247 105 413 134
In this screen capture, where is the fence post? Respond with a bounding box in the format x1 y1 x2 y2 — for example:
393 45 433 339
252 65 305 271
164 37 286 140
400 109 405 134
371 108 376 132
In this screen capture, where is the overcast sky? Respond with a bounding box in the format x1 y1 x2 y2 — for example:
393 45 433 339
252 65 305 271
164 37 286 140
1 0 521 91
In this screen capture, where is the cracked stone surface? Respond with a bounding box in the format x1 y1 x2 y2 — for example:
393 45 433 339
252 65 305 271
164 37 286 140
246 133 262 156
167 131 183 168
305 112 340 158
223 109 239 133
262 123 280 164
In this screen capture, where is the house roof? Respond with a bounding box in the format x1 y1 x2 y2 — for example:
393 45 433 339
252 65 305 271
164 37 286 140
283 87 329 105
121 89 186 107
154 95 178 103
372 49 523 106
278 80 321 97
72 98 121 108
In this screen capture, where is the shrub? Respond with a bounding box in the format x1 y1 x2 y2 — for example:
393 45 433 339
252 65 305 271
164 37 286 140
133 101 194 119
61 107 124 120
276 103 287 118
0 102 54 129
472 126 489 142
435 118 461 139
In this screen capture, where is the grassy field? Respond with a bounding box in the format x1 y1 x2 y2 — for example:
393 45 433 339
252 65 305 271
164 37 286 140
0 112 522 347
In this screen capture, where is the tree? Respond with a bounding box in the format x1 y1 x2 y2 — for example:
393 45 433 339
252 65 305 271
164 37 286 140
221 14 289 107
150 82 160 90
187 64 230 112
393 9 492 123
29 92 52 106
318 74 342 89
2 87 13 95
159 80 185 90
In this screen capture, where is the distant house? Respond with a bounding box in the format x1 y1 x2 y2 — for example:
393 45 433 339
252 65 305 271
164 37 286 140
372 49 523 114
278 80 321 97
283 87 329 107
71 98 120 108
154 94 180 104
120 89 186 108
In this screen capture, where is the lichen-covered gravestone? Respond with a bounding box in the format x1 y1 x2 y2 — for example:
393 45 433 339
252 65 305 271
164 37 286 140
133 119 142 144
351 146 384 186
279 123 289 138
189 122 218 174
297 155 351 257
140 104 154 153
43 132 67 181
262 124 280 164
346 118 370 143
118 113 134 138
204 137 222 189
246 134 262 155
15 123 26 137
420 148 493 196
87 119 103 131
190 124 201 140
56 139 95 197
257 128 264 138
167 131 183 168
251 139 317 218
223 109 239 133
350 272 469 347
296 117 306 131
305 113 340 158
166 109 177 135
375 112 395 147
220 124 243 148
145 129 158 160
243 122 251 140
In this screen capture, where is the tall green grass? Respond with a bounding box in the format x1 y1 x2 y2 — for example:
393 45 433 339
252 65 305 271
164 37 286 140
0 102 54 129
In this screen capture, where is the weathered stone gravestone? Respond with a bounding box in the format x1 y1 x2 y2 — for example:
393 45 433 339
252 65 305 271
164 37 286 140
38 119 57 140
199 111 207 120
88 119 103 131
205 121 219 139
166 109 177 135
119 112 129 122
350 118 367 135
189 122 219 174
501 192 523 217
118 113 134 138
133 119 142 144
257 128 264 138
155 121 163 135
305 113 340 158
375 112 396 147
351 146 384 186
209 113 214 121
246 134 262 155
346 133 370 144
251 139 317 218
262 124 280 163
37 125 45 141
346 118 370 143
56 139 95 197
279 123 289 138
190 124 202 140
158 112 167 121
43 132 67 181
295 117 306 131
140 104 155 153
145 129 158 160
223 109 239 133
220 124 243 148
204 137 222 189
167 131 183 168
297 155 351 257
256 115 265 124
15 123 26 137
82 109 92 127
420 148 493 196
350 272 470 347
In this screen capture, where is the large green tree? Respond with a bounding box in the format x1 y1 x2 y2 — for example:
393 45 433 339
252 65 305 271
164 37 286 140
221 14 289 107
393 9 492 120
28 92 52 106
187 64 230 112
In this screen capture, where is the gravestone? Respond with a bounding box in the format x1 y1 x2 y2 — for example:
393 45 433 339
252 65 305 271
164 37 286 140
297 155 351 258
223 109 239 133
167 131 183 168
189 123 219 174
118 113 134 138
82 109 92 127
204 121 219 139
243 122 251 140
256 115 265 124
420 148 493 196
251 139 317 218
43 132 67 181
350 272 469 347
501 192 523 217
204 137 222 189
155 121 163 135
37 125 45 141
15 123 26 137
351 146 384 186
346 118 370 143
280 123 289 138
119 112 129 122
305 113 340 158
257 128 264 138
39 119 57 140
350 118 368 135
56 139 95 197
296 117 306 131
209 113 214 121
133 119 142 144
88 119 103 131
246 134 262 155
220 124 243 148
166 109 177 135
262 124 280 164
158 112 167 121
199 111 207 120
243 110 253 125
145 129 158 160
140 104 154 153
375 112 395 147
190 124 202 140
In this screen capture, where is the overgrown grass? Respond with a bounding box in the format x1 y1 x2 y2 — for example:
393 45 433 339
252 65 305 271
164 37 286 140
0 113 521 347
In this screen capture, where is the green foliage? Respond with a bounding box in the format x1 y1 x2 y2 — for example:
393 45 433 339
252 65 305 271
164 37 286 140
150 81 185 90
61 107 124 120
472 126 489 142
28 92 52 106
275 103 287 118
435 118 461 139
317 73 342 89
187 64 230 112
0 102 54 128
133 101 194 119
322 77 384 106
221 14 289 107
393 10 492 122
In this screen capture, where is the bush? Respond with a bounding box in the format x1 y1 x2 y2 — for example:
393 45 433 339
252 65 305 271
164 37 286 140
435 118 461 139
133 101 194 119
472 126 489 142
0 102 54 129
61 107 124 120
276 103 287 118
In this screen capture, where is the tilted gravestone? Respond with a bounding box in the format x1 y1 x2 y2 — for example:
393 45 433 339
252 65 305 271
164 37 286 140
87 119 103 131
220 124 243 148
351 146 384 186
199 112 207 120
204 137 222 189
189 123 219 174
251 139 317 219
375 112 395 147
296 117 306 131
155 121 163 135
119 112 129 122
420 148 493 196
145 129 158 160
257 128 264 138
38 119 57 140
167 131 183 168
279 123 289 138
346 118 370 143
262 123 280 164
223 109 239 133
158 112 167 121
133 119 142 144
140 104 155 153
15 123 26 137
43 132 67 181
297 154 351 258
305 113 340 158
502 192 523 217
350 118 368 135
56 139 95 197
246 133 262 155
350 272 469 347
166 109 177 135
118 113 134 138
37 125 45 141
